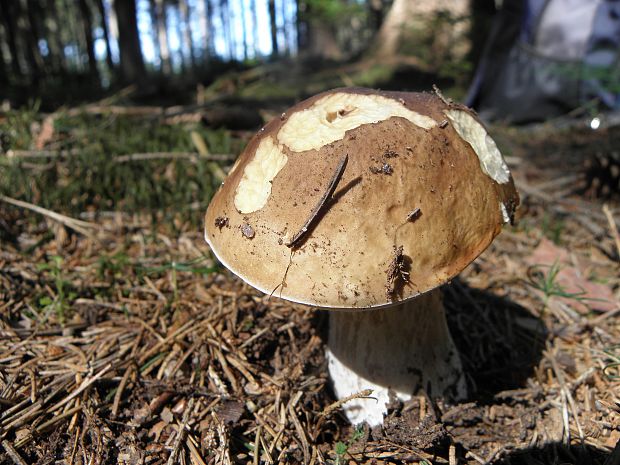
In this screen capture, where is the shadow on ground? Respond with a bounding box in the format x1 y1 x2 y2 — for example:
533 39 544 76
497 441 617 465
444 278 546 401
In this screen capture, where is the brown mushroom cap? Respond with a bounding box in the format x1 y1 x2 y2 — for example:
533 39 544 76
204 87 519 309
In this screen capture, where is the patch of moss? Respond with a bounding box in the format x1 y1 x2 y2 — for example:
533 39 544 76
0 109 240 230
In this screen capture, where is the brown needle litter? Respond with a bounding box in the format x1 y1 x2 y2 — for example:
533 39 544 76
286 153 349 248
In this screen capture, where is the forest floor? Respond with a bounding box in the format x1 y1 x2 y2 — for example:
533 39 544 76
0 81 619 465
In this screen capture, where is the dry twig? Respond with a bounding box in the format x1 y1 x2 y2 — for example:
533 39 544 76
320 389 374 416
603 204 620 260
1 440 27 465
0 195 101 237
286 154 348 248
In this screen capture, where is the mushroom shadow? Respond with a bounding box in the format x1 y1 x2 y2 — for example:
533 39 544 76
494 441 615 465
444 278 546 402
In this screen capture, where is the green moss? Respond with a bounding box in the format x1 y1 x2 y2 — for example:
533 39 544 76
0 109 239 230
239 80 300 100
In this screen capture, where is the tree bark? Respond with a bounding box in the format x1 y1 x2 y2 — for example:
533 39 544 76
250 0 258 57
78 0 100 80
45 0 68 74
268 0 278 56
176 5 187 73
198 0 208 60
147 0 161 66
152 0 171 74
295 0 308 52
20 0 44 83
301 0 341 61
367 0 384 33
64 0 85 70
0 49 6 86
107 0 120 64
179 0 196 69
306 20 341 60
204 0 215 57
113 0 146 83
373 0 470 62
0 7 7 83
239 0 248 60
0 0 22 76
279 0 290 56
95 0 115 71
26 0 47 69
220 0 233 59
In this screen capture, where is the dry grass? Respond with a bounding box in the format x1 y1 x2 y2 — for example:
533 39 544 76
0 109 619 464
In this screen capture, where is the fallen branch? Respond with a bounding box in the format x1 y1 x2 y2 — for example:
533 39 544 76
603 204 620 260
4 149 80 159
0 195 101 237
65 104 165 117
1 440 28 465
114 152 234 163
320 389 374 416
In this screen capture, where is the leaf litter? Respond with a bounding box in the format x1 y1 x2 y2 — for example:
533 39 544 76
0 108 619 464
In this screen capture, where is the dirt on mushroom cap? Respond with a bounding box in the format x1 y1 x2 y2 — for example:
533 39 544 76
204 87 519 309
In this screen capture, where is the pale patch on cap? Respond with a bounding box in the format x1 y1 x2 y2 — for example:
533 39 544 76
445 109 510 184
501 202 510 224
234 136 288 214
278 92 437 153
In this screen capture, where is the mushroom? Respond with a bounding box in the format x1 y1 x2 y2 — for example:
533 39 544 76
204 87 519 426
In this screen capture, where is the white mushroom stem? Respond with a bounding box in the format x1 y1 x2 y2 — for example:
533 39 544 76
326 288 466 426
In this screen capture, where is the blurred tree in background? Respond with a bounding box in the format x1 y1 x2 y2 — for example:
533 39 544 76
0 0 493 107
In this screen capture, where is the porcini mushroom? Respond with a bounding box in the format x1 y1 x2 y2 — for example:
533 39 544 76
204 87 519 426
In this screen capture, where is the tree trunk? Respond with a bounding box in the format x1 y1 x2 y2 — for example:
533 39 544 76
78 0 100 80
198 0 208 59
153 0 171 74
19 0 44 83
107 0 120 66
204 0 215 57
45 0 68 74
367 0 384 33
305 19 341 60
239 0 248 60
179 0 196 70
220 0 233 59
64 0 84 70
147 0 161 66
0 7 7 83
0 0 22 77
250 0 258 57
113 0 146 83
175 5 187 73
95 0 115 71
295 0 308 52
268 0 278 56
279 0 290 56
0 44 6 85
26 0 47 69
296 0 340 60
374 0 470 62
